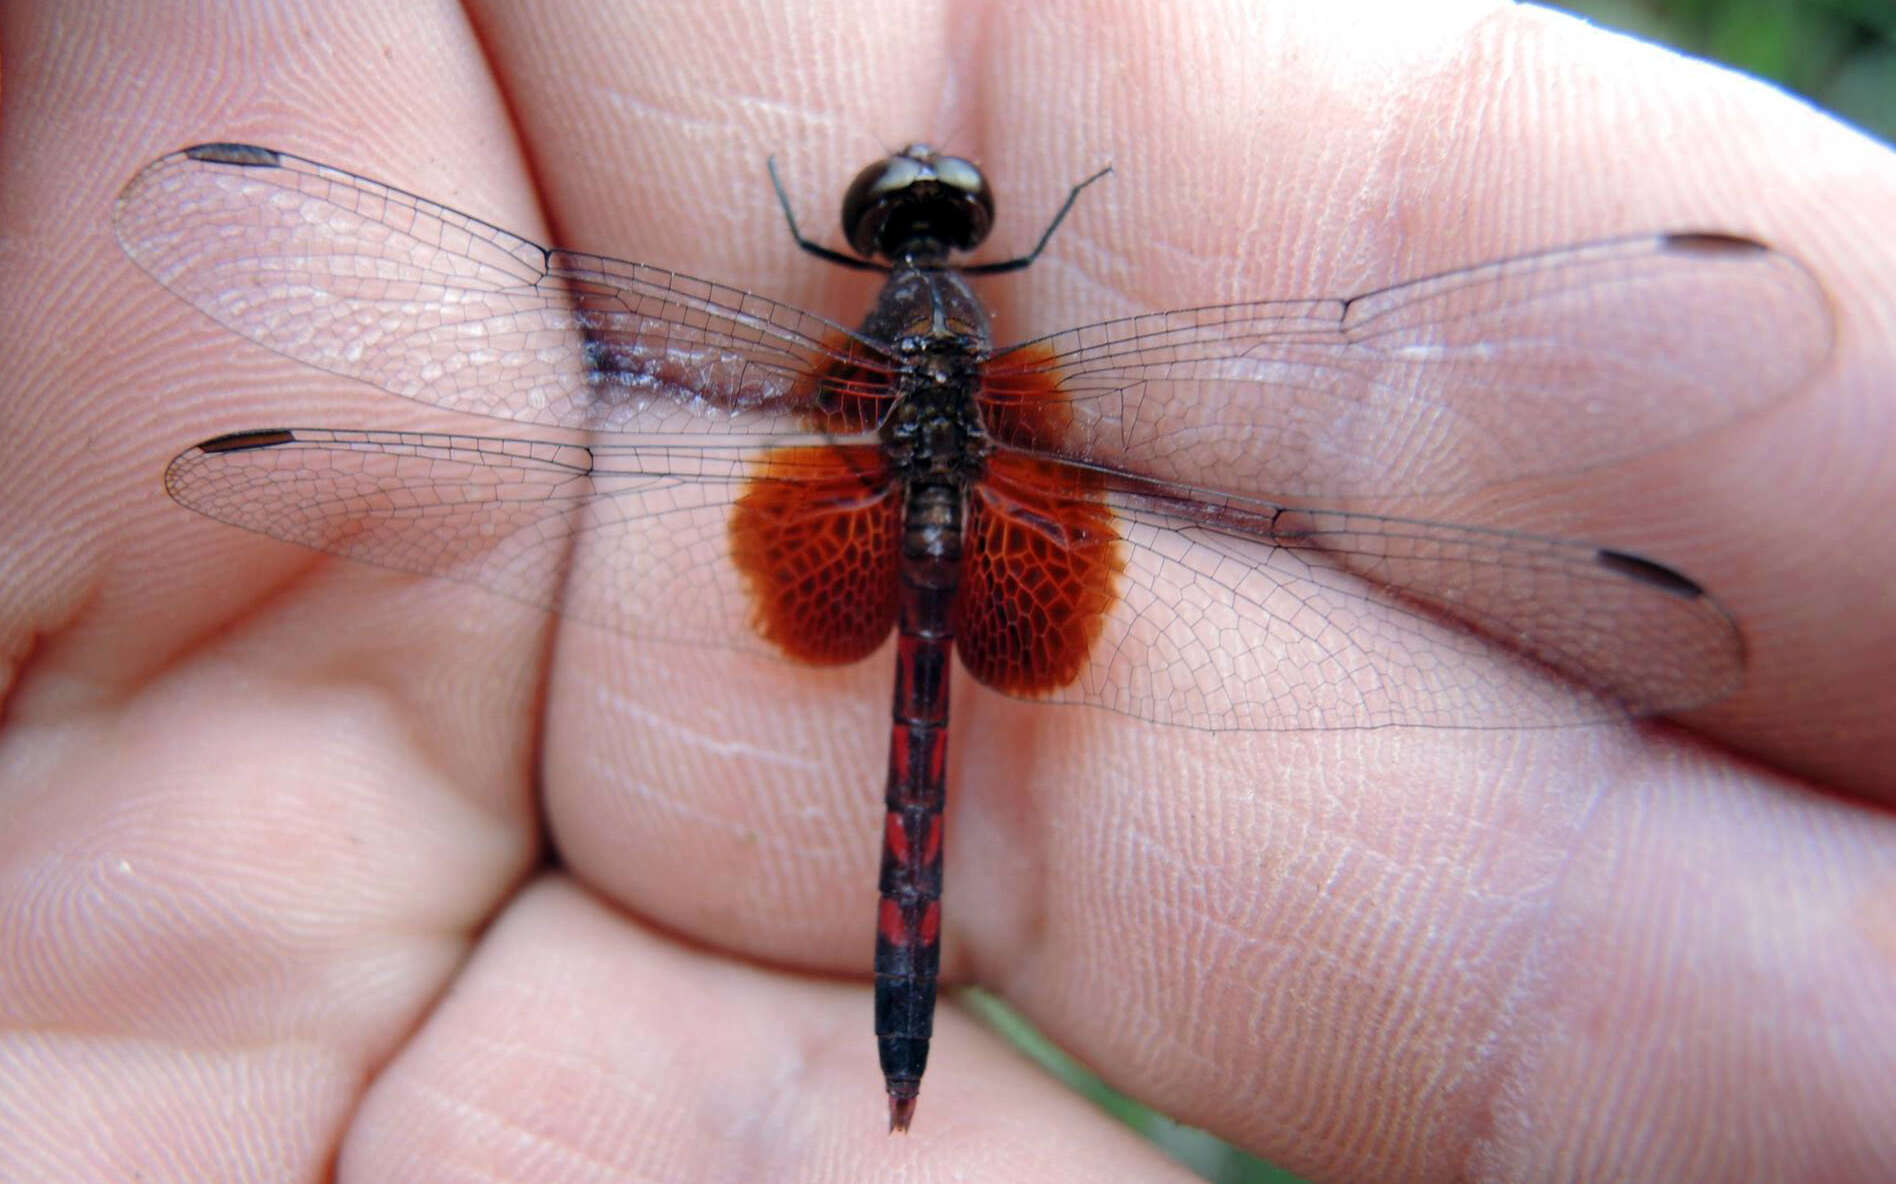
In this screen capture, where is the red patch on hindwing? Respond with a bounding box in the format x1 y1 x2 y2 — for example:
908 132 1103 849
957 344 1124 693
730 335 1123 687
729 444 899 664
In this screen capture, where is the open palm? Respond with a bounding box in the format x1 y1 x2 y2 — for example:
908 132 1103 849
3 2 1893 1181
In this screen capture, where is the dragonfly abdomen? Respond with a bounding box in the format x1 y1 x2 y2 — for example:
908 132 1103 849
875 478 961 1132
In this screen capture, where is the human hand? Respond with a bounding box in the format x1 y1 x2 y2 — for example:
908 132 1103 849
3 2 1892 1181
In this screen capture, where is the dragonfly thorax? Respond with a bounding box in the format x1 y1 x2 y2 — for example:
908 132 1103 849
860 259 993 488
880 367 989 486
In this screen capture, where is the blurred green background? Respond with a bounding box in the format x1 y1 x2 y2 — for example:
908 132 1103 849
1560 0 1894 143
985 4 1889 1183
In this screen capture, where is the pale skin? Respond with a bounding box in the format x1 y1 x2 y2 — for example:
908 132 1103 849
3 1 1893 1181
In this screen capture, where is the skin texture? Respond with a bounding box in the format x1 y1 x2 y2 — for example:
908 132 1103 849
2 1 1893 1181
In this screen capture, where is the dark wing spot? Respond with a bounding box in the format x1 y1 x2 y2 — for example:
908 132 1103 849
182 143 283 168
196 429 296 454
1596 548 1705 598
1662 232 1767 257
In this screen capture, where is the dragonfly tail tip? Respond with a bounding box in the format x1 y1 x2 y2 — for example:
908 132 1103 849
888 1093 917 1133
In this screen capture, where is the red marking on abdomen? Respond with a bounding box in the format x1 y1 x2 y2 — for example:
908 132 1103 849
883 812 910 864
918 899 940 945
877 897 910 945
920 813 941 864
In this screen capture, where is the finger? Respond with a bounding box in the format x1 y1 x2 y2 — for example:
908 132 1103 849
979 0 1895 798
341 879 1206 1179
952 3 1896 1175
447 0 926 1003
5 0 555 700
2 3 547 1180
967 713 1896 1178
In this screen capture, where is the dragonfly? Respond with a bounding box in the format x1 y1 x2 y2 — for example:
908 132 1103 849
115 141 1831 1131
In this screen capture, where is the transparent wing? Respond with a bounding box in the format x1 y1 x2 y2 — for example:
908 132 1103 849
116 143 887 436
165 429 1737 730
163 427 876 658
1032 466 1741 730
134 145 1797 729
988 233 1833 498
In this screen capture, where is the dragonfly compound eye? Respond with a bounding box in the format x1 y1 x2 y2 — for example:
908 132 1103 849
841 144 995 261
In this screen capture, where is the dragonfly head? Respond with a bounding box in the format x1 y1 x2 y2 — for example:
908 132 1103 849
841 144 995 265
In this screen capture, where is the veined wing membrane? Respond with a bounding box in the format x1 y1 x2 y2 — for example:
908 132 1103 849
997 453 1741 730
135 145 1788 730
987 233 1832 499
164 427 884 659
115 144 883 435
168 427 1740 731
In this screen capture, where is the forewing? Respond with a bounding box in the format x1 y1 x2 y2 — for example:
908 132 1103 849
116 144 886 435
986 233 1832 499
